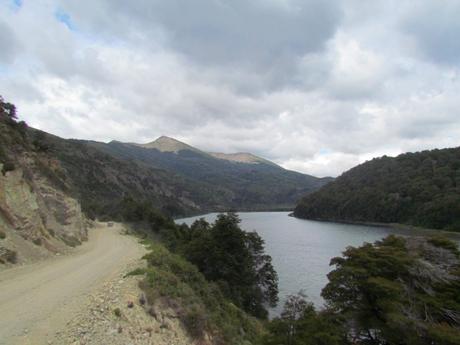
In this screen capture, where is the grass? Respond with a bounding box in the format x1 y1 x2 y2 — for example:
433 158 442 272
125 267 146 277
138 241 264 344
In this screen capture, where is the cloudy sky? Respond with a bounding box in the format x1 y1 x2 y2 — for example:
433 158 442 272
1 0 459 177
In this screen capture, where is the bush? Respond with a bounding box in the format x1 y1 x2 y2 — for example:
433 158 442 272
32 238 42 246
1 161 15 175
182 305 207 339
125 267 146 277
0 231 5 239
113 308 122 318
0 248 17 264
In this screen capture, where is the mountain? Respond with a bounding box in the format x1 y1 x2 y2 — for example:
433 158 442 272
130 136 202 153
1 106 331 226
88 136 333 213
294 147 460 231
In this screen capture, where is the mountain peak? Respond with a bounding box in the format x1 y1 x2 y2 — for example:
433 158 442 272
137 136 200 153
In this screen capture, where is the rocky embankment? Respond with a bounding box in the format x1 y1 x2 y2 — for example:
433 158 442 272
0 157 88 266
56 271 192 345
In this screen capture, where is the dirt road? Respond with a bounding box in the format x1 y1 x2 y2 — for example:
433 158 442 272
0 223 146 345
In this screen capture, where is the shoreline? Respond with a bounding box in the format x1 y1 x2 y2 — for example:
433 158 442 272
290 214 460 240
176 210 460 242
174 207 293 220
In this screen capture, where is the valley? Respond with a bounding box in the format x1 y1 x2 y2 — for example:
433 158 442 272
1 1 460 343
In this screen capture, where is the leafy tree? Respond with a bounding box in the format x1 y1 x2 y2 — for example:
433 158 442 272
0 95 17 120
322 235 460 345
262 292 347 345
177 213 279 319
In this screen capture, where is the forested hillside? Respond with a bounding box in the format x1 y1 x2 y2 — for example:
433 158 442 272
294 148 460 231
87 137 332 212
0 97 330 220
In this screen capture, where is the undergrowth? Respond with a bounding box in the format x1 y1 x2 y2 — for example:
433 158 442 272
138 241 264 344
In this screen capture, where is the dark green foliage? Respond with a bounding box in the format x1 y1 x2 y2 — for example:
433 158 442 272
32 131 50 152
164 213 279 319
261 293 347 345
113 308 122 318
28 133 203 219
295 148 460 231
0 95 17 120
322 235 460 345
125 267 147 277
119 197 175 230
139 242 264 343
0 231 6 239
1 161 15 175
91 140 332 212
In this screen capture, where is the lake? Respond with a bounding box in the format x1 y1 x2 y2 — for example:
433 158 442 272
176 211 456 316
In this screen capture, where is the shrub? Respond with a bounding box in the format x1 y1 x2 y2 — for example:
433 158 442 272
0 231 5 239
0 248 17 264
1 161 15 175
182 305 207 339
113 308 122 317
125 267 146 277
32 238 42 246
428 235 460 257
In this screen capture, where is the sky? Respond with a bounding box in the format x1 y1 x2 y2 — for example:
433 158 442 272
0 0 459 177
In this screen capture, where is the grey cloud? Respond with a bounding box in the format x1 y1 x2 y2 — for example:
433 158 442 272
0 19 20 64
403 1 460 66
61 0 343 91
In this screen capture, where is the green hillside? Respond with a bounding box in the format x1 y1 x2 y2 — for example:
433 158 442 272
1 105 330 220
294 148 460 231
87 137 332 212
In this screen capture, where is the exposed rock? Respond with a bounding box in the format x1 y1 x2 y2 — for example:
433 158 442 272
0 156 88 264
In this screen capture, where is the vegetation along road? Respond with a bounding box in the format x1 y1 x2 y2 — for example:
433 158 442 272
0 223 145 345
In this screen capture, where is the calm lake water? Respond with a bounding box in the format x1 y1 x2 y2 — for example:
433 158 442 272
176 212 458 316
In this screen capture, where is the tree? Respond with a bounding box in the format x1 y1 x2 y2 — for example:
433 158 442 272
179 213 279 318
322 235 460 345
262 292 347 345
0 95 17 120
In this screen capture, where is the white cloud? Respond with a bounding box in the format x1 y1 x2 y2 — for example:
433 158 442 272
0 0 459 177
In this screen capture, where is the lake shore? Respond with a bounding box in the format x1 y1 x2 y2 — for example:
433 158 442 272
289 213 460 241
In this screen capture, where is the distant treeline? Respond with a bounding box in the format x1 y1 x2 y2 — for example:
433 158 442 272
295 147 460 231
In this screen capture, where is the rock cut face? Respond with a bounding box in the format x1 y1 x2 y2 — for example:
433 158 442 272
0 158 88 265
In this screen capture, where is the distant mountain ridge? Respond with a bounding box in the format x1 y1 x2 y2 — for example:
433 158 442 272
126 136 280 166
89 136 333 215
0 119 331 220
0 104 332 221
294 147 460 231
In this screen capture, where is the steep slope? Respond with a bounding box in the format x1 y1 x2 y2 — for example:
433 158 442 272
208 151 278 166
294 147 460 231
89 137 332 211
32 133 207 219
0 115 88 265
